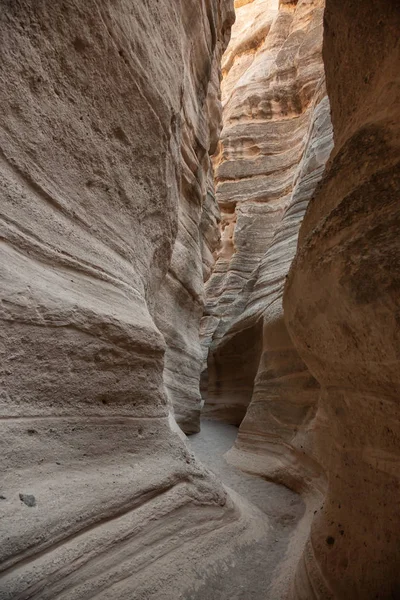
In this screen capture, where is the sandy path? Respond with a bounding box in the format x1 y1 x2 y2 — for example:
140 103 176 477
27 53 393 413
187 419 307 599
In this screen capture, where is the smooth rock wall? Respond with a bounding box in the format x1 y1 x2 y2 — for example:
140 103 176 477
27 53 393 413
202 0 333 498
227 84 332 493
0 3 274 599
284 0 400 597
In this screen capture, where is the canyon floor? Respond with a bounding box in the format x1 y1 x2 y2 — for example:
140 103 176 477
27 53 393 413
188 420 311 599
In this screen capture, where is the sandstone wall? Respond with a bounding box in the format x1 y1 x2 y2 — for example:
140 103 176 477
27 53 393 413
0 3 276 599
202 0 333 490
226 85 332 492
155 51 226 435
284 0 400 597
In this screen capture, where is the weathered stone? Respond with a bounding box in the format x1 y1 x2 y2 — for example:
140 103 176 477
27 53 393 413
19 494 36 508
0 2 272 598
155 51 228 434
284 0 400 597
202 0 333 494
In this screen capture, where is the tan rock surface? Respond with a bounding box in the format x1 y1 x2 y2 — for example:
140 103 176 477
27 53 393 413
154 45 226 435
154 37 234 435
0 2 276 598
284 0 400 597
226 86 332 493
202 0 333 494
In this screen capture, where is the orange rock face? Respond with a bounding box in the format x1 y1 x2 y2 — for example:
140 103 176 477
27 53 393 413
201 2 400 597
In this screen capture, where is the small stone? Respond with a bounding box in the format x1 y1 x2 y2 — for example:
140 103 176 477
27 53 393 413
19 493 36 507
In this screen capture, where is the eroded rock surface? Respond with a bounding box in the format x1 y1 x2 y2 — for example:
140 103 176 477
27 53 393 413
202 0 333 491
0 2 277 598
284 0 400 597
154 53 226 434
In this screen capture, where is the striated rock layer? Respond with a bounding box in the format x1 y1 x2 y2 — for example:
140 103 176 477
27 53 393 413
0 2 274 598
202 0 333 491
226 86 332 492
284 0 400 597
155 53 225 435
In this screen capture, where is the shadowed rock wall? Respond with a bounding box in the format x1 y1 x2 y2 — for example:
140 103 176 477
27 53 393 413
155 47 227 434
284 0 400 597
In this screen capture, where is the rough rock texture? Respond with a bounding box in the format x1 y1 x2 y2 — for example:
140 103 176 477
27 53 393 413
0 2 282 598
284 0 400 597
226 86 332 493
155 55 225 435
202 0 333 490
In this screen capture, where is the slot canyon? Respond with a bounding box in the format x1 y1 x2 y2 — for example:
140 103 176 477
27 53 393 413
0 0 399 598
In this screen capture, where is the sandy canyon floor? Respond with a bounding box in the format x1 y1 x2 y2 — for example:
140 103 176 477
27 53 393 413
188 420 311 599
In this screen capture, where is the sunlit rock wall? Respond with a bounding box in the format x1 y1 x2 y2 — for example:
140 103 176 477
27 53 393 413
202 0 333 493
227 84 332 493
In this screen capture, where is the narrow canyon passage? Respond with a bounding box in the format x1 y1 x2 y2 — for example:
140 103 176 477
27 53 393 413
188 419 309 599
0 0 399 598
